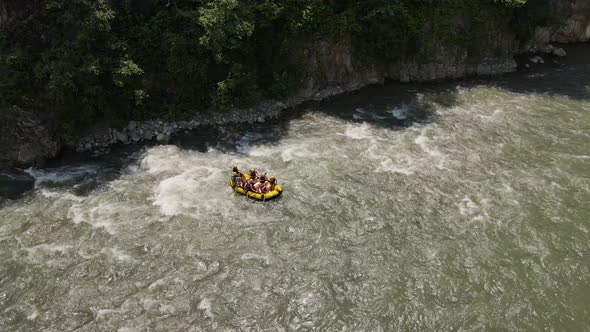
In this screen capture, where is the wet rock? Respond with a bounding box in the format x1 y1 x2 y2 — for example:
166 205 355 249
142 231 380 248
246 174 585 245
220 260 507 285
143 130 154 141
539 44 555 54
553 47 567 57
128 121 137 131
116 131 128 143
0 106 60 167
156 134 169 143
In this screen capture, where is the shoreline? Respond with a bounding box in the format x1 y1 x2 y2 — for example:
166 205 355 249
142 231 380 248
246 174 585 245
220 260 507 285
72 44 573 155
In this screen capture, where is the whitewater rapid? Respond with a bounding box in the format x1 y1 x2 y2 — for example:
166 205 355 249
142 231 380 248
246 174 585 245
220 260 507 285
1 62 590 331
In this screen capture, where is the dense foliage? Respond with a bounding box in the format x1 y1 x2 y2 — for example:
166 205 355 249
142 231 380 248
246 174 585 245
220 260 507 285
0 0 554 135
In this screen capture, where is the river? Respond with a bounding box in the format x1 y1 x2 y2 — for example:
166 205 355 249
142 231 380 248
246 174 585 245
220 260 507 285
1 47 589 331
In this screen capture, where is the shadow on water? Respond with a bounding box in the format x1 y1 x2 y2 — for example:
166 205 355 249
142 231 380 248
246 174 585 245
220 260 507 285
2 44 589 201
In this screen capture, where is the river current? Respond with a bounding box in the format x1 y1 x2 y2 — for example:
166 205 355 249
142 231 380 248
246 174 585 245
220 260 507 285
1 48 590 331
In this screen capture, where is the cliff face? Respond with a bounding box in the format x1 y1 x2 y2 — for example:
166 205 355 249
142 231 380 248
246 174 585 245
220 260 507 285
0 107 59 167
288 41 518 105
289 0 589 106
529 0 590 46
289 20 519 105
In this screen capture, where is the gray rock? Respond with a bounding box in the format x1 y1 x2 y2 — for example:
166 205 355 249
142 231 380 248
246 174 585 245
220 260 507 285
156 134 169 143
85 143 92 150
257 116 265 123
539 44 555 54
143 130 154 141
552 47 567 57
116 131 128 143
131 133 141 142
128 121 137 131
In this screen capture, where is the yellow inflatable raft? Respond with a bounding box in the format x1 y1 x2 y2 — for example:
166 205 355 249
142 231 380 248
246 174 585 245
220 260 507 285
229 174 283 201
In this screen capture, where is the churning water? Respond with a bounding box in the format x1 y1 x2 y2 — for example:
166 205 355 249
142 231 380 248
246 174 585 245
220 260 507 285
1 49 590 331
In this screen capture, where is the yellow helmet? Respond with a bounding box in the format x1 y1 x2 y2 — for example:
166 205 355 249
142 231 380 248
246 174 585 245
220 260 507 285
250 168 255 172
232 165 238 170
249 179 255 183
270 176 275 180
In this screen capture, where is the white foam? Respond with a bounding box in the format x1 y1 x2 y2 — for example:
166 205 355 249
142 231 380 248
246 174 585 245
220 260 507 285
198 298 214 318
102 247 134 262
118 328 140 332
96 308 116 320
457 196 486 222
141 146 192 175
153 172 231 217
241 253 270 265
344 123 374 140
27 309 39 320
25 165 98 186
28 243 73 254
280 144 318 162
376 158 414 176
414 130 448 170
67 202 121 234
389 105 409 120
39 190 84 202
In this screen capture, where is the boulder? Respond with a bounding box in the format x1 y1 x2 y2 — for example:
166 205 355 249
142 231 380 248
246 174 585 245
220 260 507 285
0 106 60 166
143 130 154 141
128 121 137 131
116 131 128 143
539 44 555 54
156 134 169 143
552 47 567 57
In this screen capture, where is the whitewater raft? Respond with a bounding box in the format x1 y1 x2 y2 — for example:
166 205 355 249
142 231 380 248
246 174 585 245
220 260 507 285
229 174 283 201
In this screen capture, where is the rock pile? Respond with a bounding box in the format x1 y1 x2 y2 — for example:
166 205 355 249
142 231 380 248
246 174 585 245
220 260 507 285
75 101 287 153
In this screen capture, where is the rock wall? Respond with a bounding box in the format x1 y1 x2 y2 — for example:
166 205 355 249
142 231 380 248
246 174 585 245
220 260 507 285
287 40 518 106
0 107 59 167
528 0 590 47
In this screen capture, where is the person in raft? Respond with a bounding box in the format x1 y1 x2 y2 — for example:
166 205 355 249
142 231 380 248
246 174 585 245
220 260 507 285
268 176 277 191
232 166 249 188
249 168 259 181
232 166 278 194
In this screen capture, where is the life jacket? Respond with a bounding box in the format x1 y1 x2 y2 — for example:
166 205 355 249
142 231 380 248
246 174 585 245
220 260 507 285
231 173 240 186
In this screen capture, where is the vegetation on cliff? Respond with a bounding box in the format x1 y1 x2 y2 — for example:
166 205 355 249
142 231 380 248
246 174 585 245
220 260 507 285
0 0 555 136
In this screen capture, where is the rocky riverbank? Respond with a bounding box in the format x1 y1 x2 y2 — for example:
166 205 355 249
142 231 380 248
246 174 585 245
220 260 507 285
73 100 287 154
65 44 571 155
